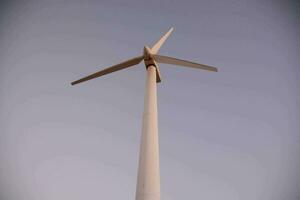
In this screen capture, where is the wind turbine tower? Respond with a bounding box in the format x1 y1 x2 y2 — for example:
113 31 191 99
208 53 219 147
71 28 218 200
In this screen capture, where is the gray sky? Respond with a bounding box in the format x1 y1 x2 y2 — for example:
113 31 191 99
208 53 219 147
0 0 299 200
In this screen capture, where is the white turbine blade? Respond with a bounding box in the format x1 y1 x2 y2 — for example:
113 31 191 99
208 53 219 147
153 54 218 72
71 56 143 85
151 27 174 54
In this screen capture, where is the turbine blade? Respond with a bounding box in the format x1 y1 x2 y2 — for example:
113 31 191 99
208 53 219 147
71 56 143 85
153 54 218 72
151 27 174 54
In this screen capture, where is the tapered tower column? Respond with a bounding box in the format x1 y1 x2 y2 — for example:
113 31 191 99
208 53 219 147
136 65 160 200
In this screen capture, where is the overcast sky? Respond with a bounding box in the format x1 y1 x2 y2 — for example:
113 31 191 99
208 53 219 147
0 0 299 200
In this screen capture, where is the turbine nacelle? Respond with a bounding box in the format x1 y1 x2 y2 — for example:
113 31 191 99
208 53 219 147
143 46 162 82
143 46 152 59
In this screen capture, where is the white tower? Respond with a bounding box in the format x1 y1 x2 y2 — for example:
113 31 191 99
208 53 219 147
135 64 160 200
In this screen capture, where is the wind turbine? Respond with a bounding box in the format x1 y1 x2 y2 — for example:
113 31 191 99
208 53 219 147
71 28 218 200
